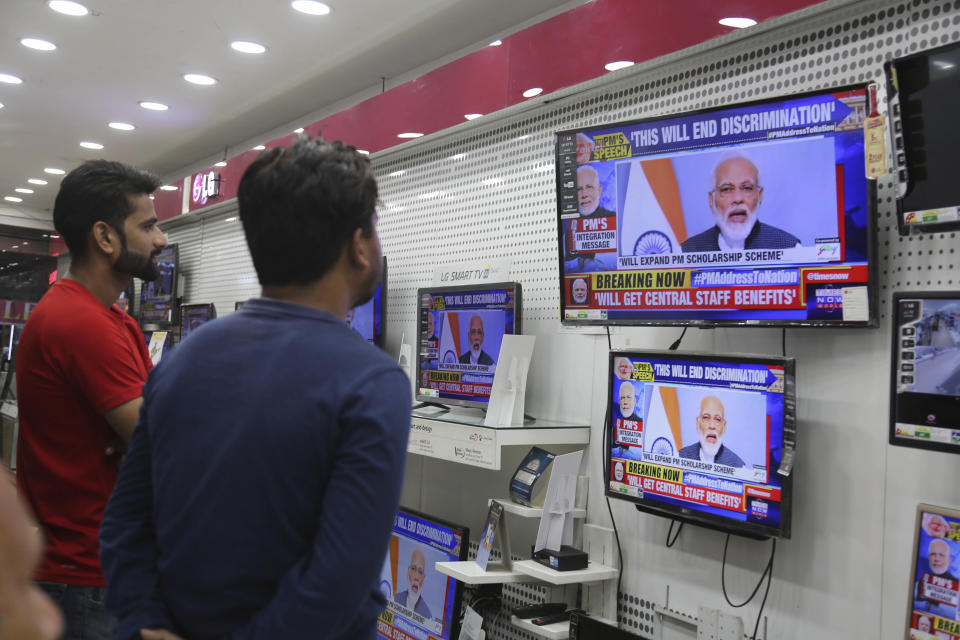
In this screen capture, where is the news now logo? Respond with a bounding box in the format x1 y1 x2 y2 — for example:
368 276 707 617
814 288 842 309
750 500 768 519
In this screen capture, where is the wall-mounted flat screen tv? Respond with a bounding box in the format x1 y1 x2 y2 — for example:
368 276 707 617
556 84 876 327
885 40 960 234
415 282 521 409
606 349 796 539
890 291 960 454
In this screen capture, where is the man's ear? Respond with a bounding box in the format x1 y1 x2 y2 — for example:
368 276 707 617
346 227 374 271
757 187 764 206
91 221 120 256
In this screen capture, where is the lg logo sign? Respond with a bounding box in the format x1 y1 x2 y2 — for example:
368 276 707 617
192 172 220 205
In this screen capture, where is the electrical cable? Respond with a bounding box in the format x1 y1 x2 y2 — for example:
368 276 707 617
720 534 776 640
665 520 684 548
781 328 786 357
603 325 625 609
668 326 687 351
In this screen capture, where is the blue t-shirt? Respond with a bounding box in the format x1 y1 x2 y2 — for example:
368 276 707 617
101 298 411 640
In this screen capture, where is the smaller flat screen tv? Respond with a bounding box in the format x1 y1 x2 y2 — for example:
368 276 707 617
606 349 796 539
140 244 178 325
377 507 468 640
415 282 522 409
890 292 960 454
180 303 217 341
905 504 960 637
886 41 960 234
346 257 386 347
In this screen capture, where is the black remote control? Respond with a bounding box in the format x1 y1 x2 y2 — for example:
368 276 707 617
511 602 567 619
531 610 571 626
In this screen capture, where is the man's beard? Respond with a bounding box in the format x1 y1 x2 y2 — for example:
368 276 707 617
352 258 383 308
115 244 161 280
700 435 721 457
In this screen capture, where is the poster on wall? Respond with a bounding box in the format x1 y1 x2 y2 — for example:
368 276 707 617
907 504 960 639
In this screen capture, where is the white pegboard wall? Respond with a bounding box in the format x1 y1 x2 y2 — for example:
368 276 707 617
369 2 960 640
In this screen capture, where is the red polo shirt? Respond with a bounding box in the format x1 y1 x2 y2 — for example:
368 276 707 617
16 278 151 585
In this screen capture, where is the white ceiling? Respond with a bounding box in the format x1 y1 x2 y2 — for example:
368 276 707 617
0 0 580 220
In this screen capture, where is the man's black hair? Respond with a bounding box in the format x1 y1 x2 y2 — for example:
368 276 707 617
237 137 378 287
53 160 162 258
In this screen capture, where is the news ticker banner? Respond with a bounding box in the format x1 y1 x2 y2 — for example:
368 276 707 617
610 459 782 513
378 605 443 640
617 356 784 392
911 609 960 640
565 264 869 314
427 289 513 311
559 90 859 162
393 513 462 556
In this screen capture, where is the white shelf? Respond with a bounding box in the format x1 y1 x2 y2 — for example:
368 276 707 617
434 560 541 584
510 615 569 639
489 498 586 519
512 559 619 585
408 411 589 470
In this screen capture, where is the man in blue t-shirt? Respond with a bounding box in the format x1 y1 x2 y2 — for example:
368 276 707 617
100 138 410 640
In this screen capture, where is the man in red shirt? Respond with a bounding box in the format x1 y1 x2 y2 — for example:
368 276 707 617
16 160 167 640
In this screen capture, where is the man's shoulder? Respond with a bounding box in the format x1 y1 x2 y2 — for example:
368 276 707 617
479 351 494 365
748 222 801 249
716 445 745 467
678 442 699 458
458 352 471 363
681 228 719 252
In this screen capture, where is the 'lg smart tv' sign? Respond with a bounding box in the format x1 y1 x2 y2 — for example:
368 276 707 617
192 171 220 206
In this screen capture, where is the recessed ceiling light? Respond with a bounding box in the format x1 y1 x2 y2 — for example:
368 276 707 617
0 103 4 109
291 1 332 15
3 197 22 203
47 0 88 16
605 61 634 72
44 168 65 175
80 141 103 150
11 246 18 249
718 17 757 28
21 242 28 245
294 127 304 134
27 179 47 185
397 132 424 139
230 40 267 54
357 150 370 155
183 73 218 86
252 145 266 150
522 87 543 98
20 38 57 51
0 74 23 85
159 185 178 191
214 161 227 167
139 101 169 111
108 122 135 131
148 195 155 200
14 188 33 194
489 40 502 47
50 234 59 238
464 113 483 120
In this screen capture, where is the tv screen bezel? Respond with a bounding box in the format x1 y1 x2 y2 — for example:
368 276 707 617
382 506 469 640
555 83 878 329
414 281 522 410
888 290 960 455
179 303 217 340
605 349 796 540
